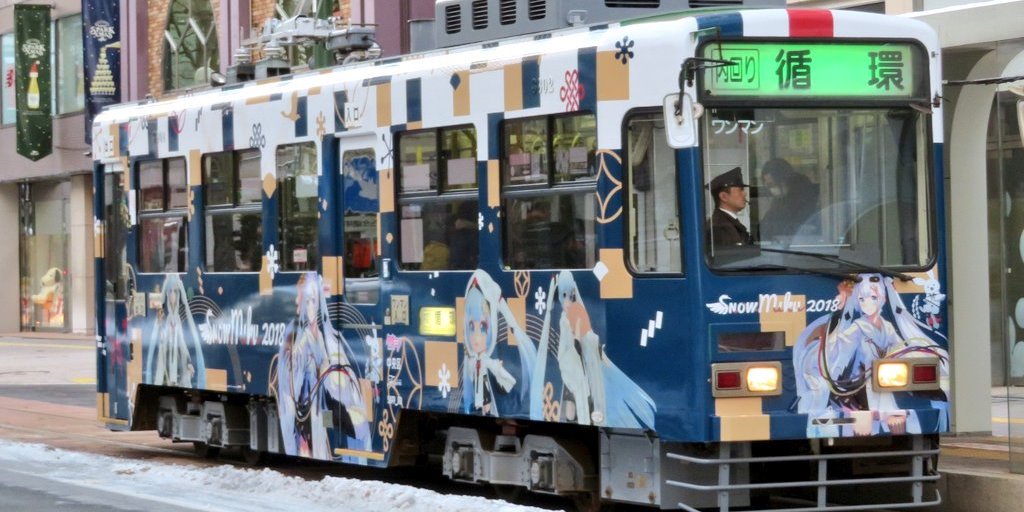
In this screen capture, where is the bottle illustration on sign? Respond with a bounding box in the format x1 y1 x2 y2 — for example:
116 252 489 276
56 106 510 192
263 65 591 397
27 61 40 110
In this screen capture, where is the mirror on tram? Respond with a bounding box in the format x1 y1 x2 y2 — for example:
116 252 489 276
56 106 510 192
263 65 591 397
663 93 701 149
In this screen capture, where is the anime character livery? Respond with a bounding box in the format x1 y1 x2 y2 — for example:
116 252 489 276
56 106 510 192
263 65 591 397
793 275 949 437
457 270 655 429
277 274 370 460
554 271 655 429
460 271 537 417
145 274 205 388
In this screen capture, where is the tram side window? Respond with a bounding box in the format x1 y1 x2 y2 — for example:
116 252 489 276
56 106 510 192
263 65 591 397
397 125 478 271
502 113 597 269
277 142 319 271
626 112 682 274
103 168 128 299
203 149 262 272
137 158 189 273
342 147 380 304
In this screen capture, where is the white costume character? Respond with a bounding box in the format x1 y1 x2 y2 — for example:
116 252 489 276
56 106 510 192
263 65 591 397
146 274 205 388
556 271 606 425
552 271 656 429
460 271 538 417
277 273 369 460
794 275 949 437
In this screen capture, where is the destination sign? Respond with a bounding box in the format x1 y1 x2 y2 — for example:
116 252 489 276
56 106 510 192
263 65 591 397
701 42 925 100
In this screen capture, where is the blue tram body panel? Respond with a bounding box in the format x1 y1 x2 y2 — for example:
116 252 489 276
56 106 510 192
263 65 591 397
92 7 950 473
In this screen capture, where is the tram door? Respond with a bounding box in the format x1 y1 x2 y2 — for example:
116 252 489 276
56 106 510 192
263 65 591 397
334 136 385 459
100 165 131 422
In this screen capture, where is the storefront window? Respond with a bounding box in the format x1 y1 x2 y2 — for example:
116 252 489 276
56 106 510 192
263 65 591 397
163 0 218 91
19 181 70 331
56 15 84 114
986 90 1024 474
989 91 1024 388
1 33 14 125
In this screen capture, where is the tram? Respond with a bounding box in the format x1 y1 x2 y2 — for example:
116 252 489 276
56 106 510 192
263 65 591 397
94 1 949 509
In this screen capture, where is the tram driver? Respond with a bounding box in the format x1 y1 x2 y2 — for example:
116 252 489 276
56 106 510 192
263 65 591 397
708 167 754 249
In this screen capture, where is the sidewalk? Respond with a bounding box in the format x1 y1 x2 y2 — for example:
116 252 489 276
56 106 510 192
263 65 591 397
932 435 1024 512
0 331 94 341
0 332 96 387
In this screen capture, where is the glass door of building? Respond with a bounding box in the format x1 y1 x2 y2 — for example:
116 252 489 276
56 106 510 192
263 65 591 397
19 180 70 332
988 89 1024 473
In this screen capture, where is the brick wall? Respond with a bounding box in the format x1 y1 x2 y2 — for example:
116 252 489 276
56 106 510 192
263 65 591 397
147 0 170 97
251 0 275 34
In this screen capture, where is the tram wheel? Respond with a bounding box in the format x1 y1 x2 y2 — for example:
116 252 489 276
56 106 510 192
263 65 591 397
193 441 221 459
240 445 265 466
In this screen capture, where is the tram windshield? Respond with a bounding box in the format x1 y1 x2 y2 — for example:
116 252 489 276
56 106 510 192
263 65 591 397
702 107 932 272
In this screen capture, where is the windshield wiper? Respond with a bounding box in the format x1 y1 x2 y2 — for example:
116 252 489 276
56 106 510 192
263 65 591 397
758 247 913 282
729 263 864 282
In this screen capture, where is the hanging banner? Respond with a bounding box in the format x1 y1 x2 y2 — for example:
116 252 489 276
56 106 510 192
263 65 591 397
82 0 121 145
15 4 52 161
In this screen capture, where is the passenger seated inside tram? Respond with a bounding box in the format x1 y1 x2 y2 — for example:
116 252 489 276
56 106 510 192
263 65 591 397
448 201 479 270
758 158 820 245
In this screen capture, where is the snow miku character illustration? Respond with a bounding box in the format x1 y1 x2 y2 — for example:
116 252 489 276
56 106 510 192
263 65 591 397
552 271 656 429
145 274 205 388
911 268 946 330
460 270 538 417
793 275 949 437
277 273 370 460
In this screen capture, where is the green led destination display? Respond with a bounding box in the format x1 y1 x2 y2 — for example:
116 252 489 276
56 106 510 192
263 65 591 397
701 42 925 100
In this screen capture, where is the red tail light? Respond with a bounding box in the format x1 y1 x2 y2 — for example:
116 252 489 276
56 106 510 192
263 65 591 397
716 370 742 390
912 364 938 384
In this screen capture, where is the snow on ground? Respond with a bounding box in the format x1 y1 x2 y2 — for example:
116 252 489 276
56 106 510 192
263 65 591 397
0 440 551 512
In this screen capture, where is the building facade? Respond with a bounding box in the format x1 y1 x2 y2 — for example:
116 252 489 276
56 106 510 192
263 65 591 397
0 0 94 334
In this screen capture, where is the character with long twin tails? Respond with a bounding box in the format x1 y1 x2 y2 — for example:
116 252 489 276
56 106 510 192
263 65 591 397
277 273 371 460
460 269 655 430
146 274 205 388
794 274 949 437
553 271 655 429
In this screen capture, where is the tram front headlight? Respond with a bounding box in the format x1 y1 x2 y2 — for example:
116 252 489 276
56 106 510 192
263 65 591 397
875 361 909 388
711 361 782 397
746 366 780 393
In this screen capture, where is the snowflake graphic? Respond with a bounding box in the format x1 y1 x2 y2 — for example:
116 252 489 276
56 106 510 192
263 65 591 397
534 286 547 316
438 363 452 398
477 212 484 231
89 21 116 42
265 244 280 279
614 36 635 64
